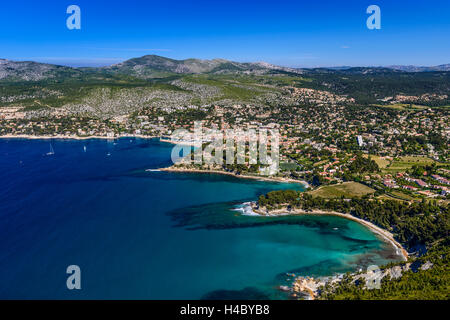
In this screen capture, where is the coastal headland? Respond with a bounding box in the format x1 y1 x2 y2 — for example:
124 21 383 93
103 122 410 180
159 166 310 187
160 166 407 261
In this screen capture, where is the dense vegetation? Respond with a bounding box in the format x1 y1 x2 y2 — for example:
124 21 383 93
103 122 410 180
257 189 449 299
348 155 380 173
301 69 450 105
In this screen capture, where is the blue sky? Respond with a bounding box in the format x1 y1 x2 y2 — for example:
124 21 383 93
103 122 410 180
0 0 449 67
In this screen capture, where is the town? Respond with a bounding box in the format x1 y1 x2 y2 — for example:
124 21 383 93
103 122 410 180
1 81 448 203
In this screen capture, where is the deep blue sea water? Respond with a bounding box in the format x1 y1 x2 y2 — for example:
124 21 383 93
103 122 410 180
0 138 401 299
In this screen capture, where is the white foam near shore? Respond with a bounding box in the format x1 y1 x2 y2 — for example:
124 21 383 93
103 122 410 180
233 202 284 217
232 202 260 216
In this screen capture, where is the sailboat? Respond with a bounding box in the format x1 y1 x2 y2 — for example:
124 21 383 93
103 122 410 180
46 143 55 156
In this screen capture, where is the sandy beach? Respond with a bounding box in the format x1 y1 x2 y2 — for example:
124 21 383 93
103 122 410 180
252 206 409 261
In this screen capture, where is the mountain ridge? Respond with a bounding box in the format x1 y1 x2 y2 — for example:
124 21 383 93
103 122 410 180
1 55 449 82
102 55 303 77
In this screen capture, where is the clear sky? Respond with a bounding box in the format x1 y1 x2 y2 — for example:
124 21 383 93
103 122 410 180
0 0 449 67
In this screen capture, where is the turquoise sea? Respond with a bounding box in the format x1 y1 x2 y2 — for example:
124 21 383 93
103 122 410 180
0 138 401 299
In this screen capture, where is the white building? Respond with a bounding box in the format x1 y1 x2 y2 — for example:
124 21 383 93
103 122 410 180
357 135 364 147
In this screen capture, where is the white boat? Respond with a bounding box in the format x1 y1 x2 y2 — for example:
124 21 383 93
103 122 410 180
145 169 161 172
83 146 87 152
46 143 55 156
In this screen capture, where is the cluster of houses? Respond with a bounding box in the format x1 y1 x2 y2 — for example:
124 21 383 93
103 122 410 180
383 173 449 197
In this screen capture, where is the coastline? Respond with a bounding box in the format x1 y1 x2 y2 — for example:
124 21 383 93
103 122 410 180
159 166 408 261
2 136 411 299
0 134 159 140
252 206 409 261
159 138 201 146
1 135 404 259
159 166 310 187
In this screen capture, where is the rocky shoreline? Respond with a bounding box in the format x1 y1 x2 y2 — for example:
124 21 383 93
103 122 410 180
284 259 420 300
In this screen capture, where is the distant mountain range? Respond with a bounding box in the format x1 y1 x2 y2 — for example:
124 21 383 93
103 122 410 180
0 55 449 82
315 64 450 72
387 64 450 72
0 55 303 82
